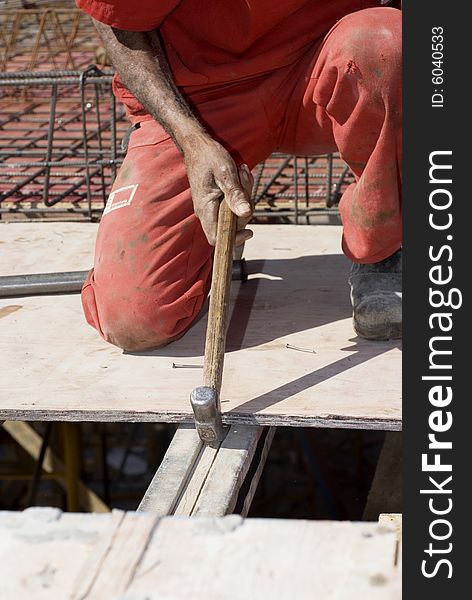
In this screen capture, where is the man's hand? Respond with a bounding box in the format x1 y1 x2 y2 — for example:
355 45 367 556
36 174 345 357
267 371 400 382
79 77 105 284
183 135 254 246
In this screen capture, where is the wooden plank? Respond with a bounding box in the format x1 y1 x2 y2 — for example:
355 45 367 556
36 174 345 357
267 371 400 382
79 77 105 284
0 509 401 599
193 425 267 517
132 517 400 599
173 443 219 516
72 510 125 600
76 512 160 600
0 222 97 276
2 421 109 513
0 508 117 600
330 526 398 599
240 427 276 517
0 223 401 430
138 424 272 517
137 424 203 514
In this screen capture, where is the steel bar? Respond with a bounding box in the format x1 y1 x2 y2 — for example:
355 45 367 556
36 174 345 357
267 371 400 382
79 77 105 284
304 156 310 224
325 152 333 205
0 271 88 297
0 158 120 165
42 82 58 205
257 191 335 199
0 75 113 86
0 102 40 127
0 207 102 215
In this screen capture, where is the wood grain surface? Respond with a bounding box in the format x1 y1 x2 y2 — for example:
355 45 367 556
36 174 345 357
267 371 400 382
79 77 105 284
0 508 401 599
0 223 401 429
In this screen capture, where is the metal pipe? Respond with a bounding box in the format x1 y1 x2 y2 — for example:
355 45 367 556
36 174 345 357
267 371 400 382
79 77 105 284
0 271 88 297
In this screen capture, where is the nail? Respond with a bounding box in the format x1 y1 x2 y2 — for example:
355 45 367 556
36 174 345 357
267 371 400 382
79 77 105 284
285 344 317 354
172 363 203 369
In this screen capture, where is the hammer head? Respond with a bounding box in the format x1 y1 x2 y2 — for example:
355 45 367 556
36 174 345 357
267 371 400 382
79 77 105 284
190 386 224 444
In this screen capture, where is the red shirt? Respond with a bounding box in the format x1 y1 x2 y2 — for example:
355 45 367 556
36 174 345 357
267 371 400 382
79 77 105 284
77 1 377 88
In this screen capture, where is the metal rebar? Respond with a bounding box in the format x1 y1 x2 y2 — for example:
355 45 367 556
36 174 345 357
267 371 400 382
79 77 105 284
42 82 57 205
0 159 118 168
252 208 340 219
94 78 107 208
304 156 310 224
293 156 299 224
0 207 103 215
80 66 96 218
0 69 114 80
325 153 333 206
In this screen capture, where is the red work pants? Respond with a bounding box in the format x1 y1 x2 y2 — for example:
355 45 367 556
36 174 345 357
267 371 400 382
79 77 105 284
82 7 402 351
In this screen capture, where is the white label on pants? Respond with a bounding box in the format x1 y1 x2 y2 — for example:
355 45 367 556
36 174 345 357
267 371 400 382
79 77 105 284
103 184 138 216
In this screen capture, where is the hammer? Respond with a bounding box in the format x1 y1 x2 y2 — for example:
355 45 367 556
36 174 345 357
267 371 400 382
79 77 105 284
190 198 237 444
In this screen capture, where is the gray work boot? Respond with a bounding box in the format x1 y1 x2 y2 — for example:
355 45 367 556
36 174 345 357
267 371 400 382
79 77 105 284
349 249 402 341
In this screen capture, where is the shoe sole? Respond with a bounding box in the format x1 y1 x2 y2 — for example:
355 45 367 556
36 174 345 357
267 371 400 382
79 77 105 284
353 321 402 341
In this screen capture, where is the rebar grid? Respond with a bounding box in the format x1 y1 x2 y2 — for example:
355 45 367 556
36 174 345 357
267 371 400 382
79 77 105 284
251 154 353 224
0 67 127 219
1 71 352 222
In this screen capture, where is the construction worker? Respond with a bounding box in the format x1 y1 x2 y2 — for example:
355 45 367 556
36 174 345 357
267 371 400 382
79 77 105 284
77 1 402 351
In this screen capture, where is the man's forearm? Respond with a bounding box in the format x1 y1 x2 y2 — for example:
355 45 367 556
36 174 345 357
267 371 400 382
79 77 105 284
94 20 253 246
93 20 207 154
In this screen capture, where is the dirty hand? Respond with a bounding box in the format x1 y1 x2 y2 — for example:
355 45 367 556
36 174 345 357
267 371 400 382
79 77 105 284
183 136 254 246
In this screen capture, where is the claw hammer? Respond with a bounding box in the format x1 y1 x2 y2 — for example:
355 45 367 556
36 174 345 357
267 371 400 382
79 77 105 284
190 198 237 444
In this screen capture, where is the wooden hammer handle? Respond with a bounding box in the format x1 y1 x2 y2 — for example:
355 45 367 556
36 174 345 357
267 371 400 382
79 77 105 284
203 199 237 396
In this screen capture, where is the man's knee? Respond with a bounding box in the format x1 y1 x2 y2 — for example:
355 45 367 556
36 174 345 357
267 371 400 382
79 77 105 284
101 312 175 352
102 294 209 352
100 296 206 352
82 276 208 352
337 7 402 68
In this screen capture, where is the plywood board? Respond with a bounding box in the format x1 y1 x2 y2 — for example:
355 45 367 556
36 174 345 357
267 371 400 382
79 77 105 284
0 508 401 599
0 223 401 429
